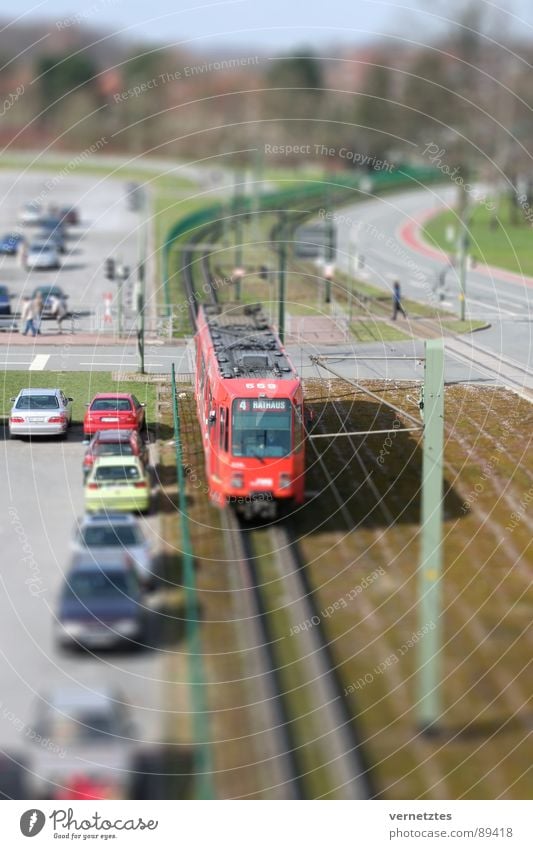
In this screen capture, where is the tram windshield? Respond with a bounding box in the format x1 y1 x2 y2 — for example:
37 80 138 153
232 398 292 458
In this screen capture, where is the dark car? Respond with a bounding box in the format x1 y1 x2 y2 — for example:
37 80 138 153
0 286 11 316
0 232 24 255
83 429 149 481
32 285 68 315
37 228 66 254
59 206 79 226
39 216 67 234
56 556 144 650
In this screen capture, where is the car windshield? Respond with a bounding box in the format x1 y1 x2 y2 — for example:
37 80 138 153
232 398 292 458
96 443 134 457
31 243 53 252
36 288 62 299
49 712 117 746
0 287 8 297
81 525 141 547
65 570 137 600
16 394 59 410
91 399 132 412
94 465 140 482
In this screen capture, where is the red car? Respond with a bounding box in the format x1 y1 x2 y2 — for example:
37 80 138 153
83 394 146 439
82 429 149 481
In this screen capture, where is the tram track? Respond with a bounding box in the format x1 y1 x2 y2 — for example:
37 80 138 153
178 223 374 797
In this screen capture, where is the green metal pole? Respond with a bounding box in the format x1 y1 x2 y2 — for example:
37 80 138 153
171 364 213 798
162 241 171 318
325 184 335 305
278 213 286 344
137 211 147 374
137 277 145 374
117 277 123 339
252 148 263 243
417 339 445 732
458 223 469 322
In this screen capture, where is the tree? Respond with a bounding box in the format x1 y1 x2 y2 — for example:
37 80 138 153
267 48 323 92
38 54 97 122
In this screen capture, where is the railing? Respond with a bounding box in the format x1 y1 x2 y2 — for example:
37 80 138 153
170 363 214 800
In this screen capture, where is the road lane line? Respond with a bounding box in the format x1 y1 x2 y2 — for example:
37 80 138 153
28 354 49 371
79 362 164 367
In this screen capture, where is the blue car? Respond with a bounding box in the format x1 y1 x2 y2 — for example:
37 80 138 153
0 233 23 255
56 555 144 650
0 285 11 315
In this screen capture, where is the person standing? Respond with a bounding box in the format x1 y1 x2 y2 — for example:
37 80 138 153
31 291 44 335
20 295 35 336
392 280 407 320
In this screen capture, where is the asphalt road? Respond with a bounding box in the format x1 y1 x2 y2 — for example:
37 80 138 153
332 184 533 371
0 170 142 334
0 338 494 387
0 171 177 798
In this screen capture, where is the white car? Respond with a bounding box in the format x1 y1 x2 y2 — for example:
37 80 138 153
28 686 137 799
9 388 73 439
26 241 61 270
71 513 155 587
18 202 43 225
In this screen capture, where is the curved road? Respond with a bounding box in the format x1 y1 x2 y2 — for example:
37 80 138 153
333 184 533 373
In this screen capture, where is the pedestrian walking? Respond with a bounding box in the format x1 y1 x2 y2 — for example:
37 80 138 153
392 280 407 320
31 291 44 335
20 295 35 336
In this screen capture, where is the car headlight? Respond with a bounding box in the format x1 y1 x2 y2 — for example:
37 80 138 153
60 621 85 636
114 619 139 636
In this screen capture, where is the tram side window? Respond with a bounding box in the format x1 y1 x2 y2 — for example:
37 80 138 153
219 407 227 450
294 403 304 452
199 354 206 393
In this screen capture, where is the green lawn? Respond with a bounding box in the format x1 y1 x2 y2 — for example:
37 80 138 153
0 371 158 425
350 320 412 342
438 319 488 334
423 197 533 276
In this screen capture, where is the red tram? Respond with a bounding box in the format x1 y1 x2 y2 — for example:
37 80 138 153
194 303 305 518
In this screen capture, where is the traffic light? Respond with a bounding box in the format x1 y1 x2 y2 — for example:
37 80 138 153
104 258 115 280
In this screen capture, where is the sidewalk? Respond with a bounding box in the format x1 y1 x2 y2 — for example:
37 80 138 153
0 330 167 346
285 314 350 345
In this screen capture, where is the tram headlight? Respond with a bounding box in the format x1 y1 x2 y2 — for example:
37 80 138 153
231 473 244 488
279 473 291 489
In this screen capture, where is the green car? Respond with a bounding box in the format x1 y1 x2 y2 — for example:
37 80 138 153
85 456 151 513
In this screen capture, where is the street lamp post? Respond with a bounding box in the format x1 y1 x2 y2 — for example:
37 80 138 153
137 195 148 374
457 222 469 322
115 262 129 339
234 173 243 271
323 183 336 304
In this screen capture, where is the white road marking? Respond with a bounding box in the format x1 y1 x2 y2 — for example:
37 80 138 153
79 361 164 367
28 354 49 371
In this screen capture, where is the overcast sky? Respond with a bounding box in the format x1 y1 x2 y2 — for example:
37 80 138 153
9 0 533 50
